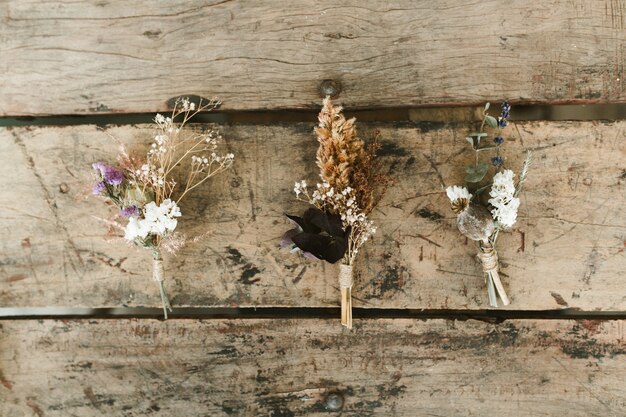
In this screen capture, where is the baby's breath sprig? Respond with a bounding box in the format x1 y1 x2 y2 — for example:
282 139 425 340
446 101 531 308
92 97 234 318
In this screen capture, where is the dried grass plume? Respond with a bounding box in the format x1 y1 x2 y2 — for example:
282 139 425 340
315 97 389 214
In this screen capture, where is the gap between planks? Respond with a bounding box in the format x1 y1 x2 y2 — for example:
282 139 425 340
1 307 626 321
1 103 626 127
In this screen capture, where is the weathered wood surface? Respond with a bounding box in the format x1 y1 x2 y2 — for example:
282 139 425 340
1 0 625 116
0 319 624 416
0 121 624 310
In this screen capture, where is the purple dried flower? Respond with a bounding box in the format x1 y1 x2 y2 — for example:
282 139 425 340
120 205 139 218
500 101 510 119
498 101 510 128
103 166 124 186
494 136 504 145
92 181 106 195
491 156 504 166
92 162 124 186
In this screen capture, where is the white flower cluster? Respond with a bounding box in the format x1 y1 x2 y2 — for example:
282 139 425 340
191 152 234 168
204 130 221 147
293 180 307 196
149 133 170 156
136 163 167 187
154 114 175 133
179 97 196 112
446 185 472 203
489 170 520 228
124 199 182 241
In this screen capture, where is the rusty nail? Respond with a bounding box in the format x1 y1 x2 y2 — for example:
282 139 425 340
319 79 341 98
324 392 344 411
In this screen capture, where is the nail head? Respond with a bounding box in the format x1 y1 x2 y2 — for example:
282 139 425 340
319 80 341 97
324 392 344 411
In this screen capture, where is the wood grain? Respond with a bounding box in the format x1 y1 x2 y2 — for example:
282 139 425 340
0 121 624 310
1 0 625 116
0 319 624 416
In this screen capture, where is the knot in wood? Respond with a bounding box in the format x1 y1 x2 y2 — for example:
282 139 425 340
338 264 353 289
319 79 341 97
324 392 344 411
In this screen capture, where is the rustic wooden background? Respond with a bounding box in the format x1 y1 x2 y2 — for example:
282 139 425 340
0 1 625 416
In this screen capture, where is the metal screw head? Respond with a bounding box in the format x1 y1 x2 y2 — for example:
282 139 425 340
324 392 344 411
319 79 341 98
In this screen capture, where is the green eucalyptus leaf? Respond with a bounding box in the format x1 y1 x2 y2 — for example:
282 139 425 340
469 132 488 138
476 145 497 152
485 115 498 129
484 102 490 111
466 136 475 145
465 163 489 183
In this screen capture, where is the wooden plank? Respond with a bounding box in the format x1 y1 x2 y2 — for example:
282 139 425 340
0 121 624 310
0 319 624 416
1 0 625 116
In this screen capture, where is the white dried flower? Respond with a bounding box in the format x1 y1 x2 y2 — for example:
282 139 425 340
124 216 150 241
489 170 520 228
446 185 472 203
124 199 182 241
293 181 302 196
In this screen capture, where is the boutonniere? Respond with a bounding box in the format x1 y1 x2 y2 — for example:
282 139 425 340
281 97 390 328
92 97 234 318
446 101 531 306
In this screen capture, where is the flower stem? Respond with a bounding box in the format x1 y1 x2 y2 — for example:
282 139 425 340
152 249 172 320
158 280 172 319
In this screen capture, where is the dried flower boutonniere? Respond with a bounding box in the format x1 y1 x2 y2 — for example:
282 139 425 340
446 101 531 307
92 97 234 318
281 97 390 328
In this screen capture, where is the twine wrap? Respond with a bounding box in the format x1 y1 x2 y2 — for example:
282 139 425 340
477 244 498 274
339 264 353 289
153 258 165 283
339 264 353 329
477 242 510 307
152 250 172 319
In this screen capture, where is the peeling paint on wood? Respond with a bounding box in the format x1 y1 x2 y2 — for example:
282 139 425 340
0 122 624 310
0 0 625 116
0 319 624 416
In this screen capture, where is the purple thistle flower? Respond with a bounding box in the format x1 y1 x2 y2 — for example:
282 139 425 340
491 156 504 166
92 181 106 195
494 136 504 145
498 118 508 128
120 205 139 218
102 165 124 186
92 161 124 186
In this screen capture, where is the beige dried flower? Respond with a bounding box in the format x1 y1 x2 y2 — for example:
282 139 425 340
315 97 389 215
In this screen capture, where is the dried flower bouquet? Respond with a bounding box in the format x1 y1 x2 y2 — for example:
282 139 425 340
281 97 389 328
446 101 531 307
92 97 234 318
